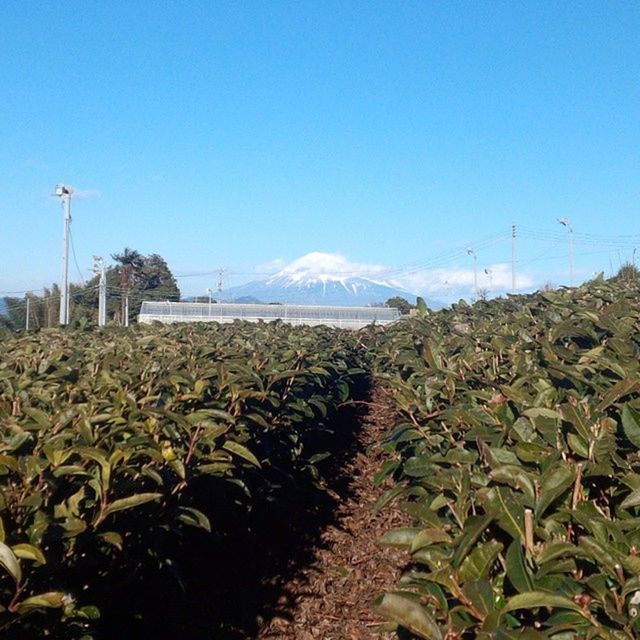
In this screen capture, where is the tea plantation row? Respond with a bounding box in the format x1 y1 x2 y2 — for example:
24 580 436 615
0 322 365 637
371 278 640 639
3 276 640 638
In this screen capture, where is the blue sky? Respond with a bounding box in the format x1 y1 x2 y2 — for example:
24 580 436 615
1 1 639 301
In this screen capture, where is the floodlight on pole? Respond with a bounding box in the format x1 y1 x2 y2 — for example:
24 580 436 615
466 248 478 301
54 184 74 325
484 267 493 291
558 217 574 286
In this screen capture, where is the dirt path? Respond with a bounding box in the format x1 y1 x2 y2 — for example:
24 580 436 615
258 387 409 640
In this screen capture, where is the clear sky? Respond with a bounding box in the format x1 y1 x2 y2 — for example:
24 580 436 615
1 1 639 301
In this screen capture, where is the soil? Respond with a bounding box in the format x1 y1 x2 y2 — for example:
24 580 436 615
257 386 409 640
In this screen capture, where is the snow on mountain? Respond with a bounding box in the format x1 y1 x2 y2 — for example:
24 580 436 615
224 252 421 306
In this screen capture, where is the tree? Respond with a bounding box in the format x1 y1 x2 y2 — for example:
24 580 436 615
615 262 640 283
1 286 60 330
385 296 415 315
110 249 180 324
1 250 180 330
112 248 145 323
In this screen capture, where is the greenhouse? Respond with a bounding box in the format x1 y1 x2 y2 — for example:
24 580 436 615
138 301 400 329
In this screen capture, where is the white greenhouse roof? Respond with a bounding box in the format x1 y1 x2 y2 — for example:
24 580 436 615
138 301 399 329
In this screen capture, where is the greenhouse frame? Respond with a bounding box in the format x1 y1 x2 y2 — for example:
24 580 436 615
138 301 400 329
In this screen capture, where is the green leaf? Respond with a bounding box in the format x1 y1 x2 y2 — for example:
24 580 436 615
451 513 494 568
536 463 575 518
622 404 640 449
12 543 46 564
462 579 495 617
567 433 589 458
380 528 422 549
178 507 212 532
598 378 639 412
490 465 536 502
23 407 51 428
410 528 453 553
559 404 591 442
500 591 591 621
0 541 21 584
459 539 503 581
98 531 123 550
78 605 101 619
102 493 162 519
578 536 619 578
621 488 640 510
375 592 443 640
222 441 261 467
505 540 534 593
15 592 66 612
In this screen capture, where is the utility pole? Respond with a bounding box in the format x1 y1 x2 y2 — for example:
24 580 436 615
466 248 478 301
55 185 73 325
25 295 30 331
206 287 212 318
93 256 107 327
120 265 130 328
558 218 574 286
511 222 516 293
217 268 226 302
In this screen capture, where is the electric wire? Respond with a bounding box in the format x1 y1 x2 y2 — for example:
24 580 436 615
69 228 86 285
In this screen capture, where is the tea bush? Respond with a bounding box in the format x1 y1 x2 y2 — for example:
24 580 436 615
0 321 364 636
370 278 640 638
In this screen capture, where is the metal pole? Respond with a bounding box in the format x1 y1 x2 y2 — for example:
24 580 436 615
25 296 30 331
98 259 107 327
124 294 129 327
467 248 478 301
511 223 516 293
56 186 72 325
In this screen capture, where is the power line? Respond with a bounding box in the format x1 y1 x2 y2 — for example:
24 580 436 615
69 227 86 285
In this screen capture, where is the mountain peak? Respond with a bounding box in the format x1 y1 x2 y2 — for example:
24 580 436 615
225 252 418 306
269 252 388 286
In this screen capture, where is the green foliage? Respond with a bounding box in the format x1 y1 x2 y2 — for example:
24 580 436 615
386 297 416 315
0 321 363 636
369 276 640 637
110 250 180 323
615 261 640 284
1 285 61 330
0 250 180 331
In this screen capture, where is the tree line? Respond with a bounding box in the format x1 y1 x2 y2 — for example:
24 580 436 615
1 248 180 330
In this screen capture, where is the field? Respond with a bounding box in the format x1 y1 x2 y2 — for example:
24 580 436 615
1 275 640 638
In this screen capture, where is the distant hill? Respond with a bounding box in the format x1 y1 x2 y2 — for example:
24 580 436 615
223 252 437 307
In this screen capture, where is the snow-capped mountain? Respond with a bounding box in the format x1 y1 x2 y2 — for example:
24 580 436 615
224 252 420 306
